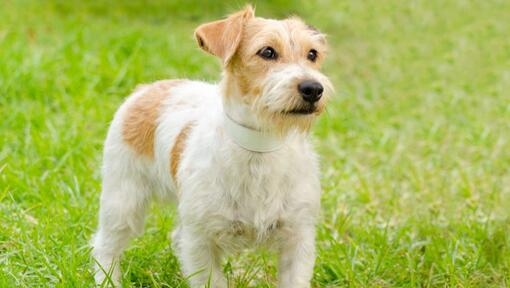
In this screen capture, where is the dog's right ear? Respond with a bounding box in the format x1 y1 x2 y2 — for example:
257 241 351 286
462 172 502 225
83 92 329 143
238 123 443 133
194 5 254 64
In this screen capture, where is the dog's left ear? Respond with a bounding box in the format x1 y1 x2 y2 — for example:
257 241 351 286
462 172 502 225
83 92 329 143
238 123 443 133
194 5 254 64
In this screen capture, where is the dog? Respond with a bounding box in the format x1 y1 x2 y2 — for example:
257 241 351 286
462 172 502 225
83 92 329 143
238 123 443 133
91 5 332 287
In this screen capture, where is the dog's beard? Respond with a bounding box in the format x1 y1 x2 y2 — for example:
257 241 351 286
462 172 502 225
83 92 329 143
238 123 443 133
252 73 329 134
252 98 318 135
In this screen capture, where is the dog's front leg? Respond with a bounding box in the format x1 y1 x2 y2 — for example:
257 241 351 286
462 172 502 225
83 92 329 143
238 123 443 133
177 226 226 288
278 225 316 288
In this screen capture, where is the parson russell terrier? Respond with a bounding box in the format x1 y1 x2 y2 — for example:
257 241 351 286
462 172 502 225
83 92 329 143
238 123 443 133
91 5 332 287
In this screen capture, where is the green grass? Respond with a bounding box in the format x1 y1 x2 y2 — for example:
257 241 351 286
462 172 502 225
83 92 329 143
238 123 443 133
1 0 509 287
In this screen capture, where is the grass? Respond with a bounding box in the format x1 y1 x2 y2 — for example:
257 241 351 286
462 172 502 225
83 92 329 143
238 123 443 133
1 0 509 287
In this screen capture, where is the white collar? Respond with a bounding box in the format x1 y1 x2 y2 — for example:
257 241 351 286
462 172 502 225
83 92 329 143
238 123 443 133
223 113 285 153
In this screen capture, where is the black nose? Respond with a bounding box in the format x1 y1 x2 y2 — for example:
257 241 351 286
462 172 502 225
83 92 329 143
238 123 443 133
298 80 323 103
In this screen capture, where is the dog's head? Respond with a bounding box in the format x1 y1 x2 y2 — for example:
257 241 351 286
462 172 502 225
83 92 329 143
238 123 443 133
195 5 332 133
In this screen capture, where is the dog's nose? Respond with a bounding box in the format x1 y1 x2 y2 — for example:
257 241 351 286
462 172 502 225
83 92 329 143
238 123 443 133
298 80 323 103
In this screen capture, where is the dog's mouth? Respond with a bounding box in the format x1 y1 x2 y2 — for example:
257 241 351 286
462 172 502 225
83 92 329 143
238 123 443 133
283 105 317 115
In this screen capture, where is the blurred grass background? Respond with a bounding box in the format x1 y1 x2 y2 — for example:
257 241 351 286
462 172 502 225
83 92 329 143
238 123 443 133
1 0 509 287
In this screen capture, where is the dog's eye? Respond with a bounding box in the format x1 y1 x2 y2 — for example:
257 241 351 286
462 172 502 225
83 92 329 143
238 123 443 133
257 47 278 60
307 49 318 62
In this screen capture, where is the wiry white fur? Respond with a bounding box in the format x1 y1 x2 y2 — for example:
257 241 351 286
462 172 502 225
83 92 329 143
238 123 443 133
92 79 322 287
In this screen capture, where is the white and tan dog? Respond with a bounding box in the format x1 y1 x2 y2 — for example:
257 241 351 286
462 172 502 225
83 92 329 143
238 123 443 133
92 5 332 287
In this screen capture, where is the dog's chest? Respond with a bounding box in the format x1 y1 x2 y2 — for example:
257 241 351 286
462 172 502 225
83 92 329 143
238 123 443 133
213 152 297 248
179 133 318 250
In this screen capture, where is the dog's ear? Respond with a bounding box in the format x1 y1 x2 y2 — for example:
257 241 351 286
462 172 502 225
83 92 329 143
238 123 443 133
194 5 254 64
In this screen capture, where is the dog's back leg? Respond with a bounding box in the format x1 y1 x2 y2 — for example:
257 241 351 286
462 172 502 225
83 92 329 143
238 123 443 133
91 169 151 286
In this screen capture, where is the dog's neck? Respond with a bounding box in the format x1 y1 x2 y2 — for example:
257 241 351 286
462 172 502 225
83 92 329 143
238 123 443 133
222 112 284 152
222 98 261 130
222 98 285 152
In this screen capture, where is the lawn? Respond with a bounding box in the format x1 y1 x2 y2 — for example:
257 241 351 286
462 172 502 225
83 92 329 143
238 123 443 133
1 0 509 287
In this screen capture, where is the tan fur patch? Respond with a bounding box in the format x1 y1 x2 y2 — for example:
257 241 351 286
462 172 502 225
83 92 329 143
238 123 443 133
170 122 194 181
122 80 183 158
194 5 254 63
228 17 327 97
220 16 329 133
